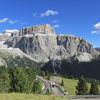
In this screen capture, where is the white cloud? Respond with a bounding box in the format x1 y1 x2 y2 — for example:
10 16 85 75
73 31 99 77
41 10 58 17
0 18 9 23
0 18 17 24
52 20 59 23
53 24 60 28
93 22 100 30
8 20 18 24
91 30 98 34
91 22 100 34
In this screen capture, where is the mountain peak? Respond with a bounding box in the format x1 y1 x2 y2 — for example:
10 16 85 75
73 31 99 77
19 24 56 36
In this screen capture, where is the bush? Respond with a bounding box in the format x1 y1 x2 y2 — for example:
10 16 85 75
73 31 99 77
89 80 100 95
76 76 89 95
61 79 64 86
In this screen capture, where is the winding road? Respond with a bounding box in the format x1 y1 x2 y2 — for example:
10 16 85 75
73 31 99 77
52 85 65 96
36 76 51 94
37 75 65 96
37 76 100 99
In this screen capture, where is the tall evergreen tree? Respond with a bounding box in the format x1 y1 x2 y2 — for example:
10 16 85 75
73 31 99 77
76 77 88 95
9 67 32 93
26 67 37 82
41 71 45 77
61 79 64 86
89 80 100 95
0 67 10 92
47 74 51 80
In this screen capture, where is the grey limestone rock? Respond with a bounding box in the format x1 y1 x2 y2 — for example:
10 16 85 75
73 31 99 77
0 30 19 41
19 24 56 36
5 24 99 62
95 48 100 52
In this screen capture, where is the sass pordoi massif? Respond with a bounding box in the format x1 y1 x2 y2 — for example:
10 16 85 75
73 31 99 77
0 24 100 80
1 0 100 99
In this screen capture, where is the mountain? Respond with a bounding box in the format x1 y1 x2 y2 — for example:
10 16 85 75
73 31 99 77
42 57 100 80
0 30 39 68
0 48 39 68
5 24 99 63
95 48 100 52
0 30 19 41
0 24 100 79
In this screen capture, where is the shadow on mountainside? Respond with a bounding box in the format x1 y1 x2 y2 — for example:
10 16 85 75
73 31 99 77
42 56 100 80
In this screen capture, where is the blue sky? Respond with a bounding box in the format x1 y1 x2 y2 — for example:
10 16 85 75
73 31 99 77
0 0 100 47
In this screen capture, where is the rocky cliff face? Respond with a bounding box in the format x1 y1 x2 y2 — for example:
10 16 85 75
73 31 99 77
18 24 55 36
0 24 100 79
0 30 18 41
0 30 39 68
95 48 100 52
5 24 99 62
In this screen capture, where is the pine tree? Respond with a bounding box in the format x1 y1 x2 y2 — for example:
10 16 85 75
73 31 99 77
45 71 49 76
10 67 32 93
41 71 45 77
89 80 100 95
47 74 51 80
76 77 88 95
32 80 42 94
0 67 10 92
26 67 37 82
61 79 64 86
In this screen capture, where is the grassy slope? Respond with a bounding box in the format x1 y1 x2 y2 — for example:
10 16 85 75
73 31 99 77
56 77 100 95
55 76 78 95
0 93 69 100
55 76 100 95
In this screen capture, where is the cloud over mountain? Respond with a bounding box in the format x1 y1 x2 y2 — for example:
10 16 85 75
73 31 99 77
40 10 58 17
53 24 60 28
91 22 100 34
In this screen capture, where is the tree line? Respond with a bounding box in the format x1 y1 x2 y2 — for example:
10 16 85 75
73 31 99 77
0 66 99 95
60 76 100 95
76 76 100 95
0 66 43 93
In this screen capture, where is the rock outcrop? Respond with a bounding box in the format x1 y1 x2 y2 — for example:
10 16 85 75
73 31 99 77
95 48 100 52
19 24 55 36
0 30 19 41
0 29 39 67
5 24 99 62
71 52 94 62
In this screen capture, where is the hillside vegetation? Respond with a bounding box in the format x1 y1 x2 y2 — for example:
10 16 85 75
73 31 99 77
0 48 39 68
43 58 100 80
53 76 78 95
54 76 100 95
